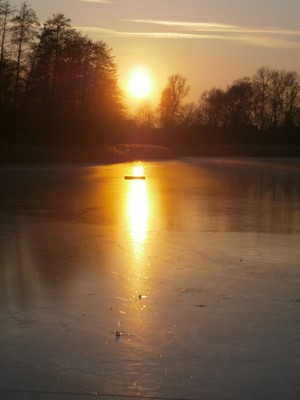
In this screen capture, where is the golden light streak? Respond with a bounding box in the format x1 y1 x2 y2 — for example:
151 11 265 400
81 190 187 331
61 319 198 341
127 166 149 246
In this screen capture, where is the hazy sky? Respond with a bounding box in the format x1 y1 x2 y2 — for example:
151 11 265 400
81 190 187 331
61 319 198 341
9 0 300 105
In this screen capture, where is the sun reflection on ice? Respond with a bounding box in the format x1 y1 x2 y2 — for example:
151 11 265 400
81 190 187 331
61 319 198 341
127 166 149 251
127 165 150 306
126 165 151 309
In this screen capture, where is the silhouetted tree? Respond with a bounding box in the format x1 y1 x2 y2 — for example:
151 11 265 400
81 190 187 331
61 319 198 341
178 102 198 127
0 0 14 73
10 1 39 106
26 13 123 143
252 67 300 130
25 14 74 116
197 68 300 138
282 71 300 127
159 74 190 127
0 0 15 110
135 100 156 128
225 78 254 128
198 88 227 127
252 67 270 130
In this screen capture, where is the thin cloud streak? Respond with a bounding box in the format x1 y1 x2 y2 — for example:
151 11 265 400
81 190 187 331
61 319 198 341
79 26 215 39
129 19 300 36
78 21 300 49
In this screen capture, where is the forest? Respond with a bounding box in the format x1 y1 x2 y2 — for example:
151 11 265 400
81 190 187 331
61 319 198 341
1 0 300 156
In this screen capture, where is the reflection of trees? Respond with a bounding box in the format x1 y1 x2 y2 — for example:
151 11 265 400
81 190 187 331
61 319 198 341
153 161 300 234
0 226 34 310
212 163 300 233
0 222 81 308
0 216 122 308
0 166 126 307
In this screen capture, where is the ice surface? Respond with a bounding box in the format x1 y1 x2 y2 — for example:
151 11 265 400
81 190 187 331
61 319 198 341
0 158 299 400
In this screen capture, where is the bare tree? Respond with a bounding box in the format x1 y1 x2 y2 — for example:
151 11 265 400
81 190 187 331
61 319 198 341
135 100 156 128
0 0 15 107
225 78 254 128
178 102 198 127
198 88 227 127
0 0 14 67
43 14 72 101
252 67 270 130
159 74 190 127
280 70 299 127
252 67 300 129
10 1 39 105
26 15 123 142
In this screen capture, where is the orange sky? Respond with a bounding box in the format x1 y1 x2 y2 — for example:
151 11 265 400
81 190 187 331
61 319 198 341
10 0 300 108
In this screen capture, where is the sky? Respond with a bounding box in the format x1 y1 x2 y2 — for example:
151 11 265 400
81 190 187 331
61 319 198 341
9 0 300 108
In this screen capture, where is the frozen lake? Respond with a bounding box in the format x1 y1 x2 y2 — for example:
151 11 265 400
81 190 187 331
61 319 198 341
0 158 300 400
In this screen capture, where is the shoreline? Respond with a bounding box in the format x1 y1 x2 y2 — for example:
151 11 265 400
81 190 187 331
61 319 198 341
0 143 300 164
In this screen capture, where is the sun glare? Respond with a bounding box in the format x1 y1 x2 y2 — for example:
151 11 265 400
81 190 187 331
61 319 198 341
127 166 149 244
132 166 144 177
128 67 152 99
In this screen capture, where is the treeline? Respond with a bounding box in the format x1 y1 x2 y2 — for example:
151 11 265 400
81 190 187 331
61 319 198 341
0 0 124 145
136 68 300 146
136 67 300 145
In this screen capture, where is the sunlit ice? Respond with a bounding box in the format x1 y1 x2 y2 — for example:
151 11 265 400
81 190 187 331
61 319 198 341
132 165 144 177
128 66 152 99
127 166 149 246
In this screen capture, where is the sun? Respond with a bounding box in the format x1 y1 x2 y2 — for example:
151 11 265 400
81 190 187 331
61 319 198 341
128 66 152 99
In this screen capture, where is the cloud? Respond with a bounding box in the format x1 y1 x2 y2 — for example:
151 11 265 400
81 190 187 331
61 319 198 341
77 19 300 49
125 19 300 48
79 26 209 39
129 19 300 36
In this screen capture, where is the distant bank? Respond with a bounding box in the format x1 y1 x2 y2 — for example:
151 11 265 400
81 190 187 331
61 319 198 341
1 143 300 164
